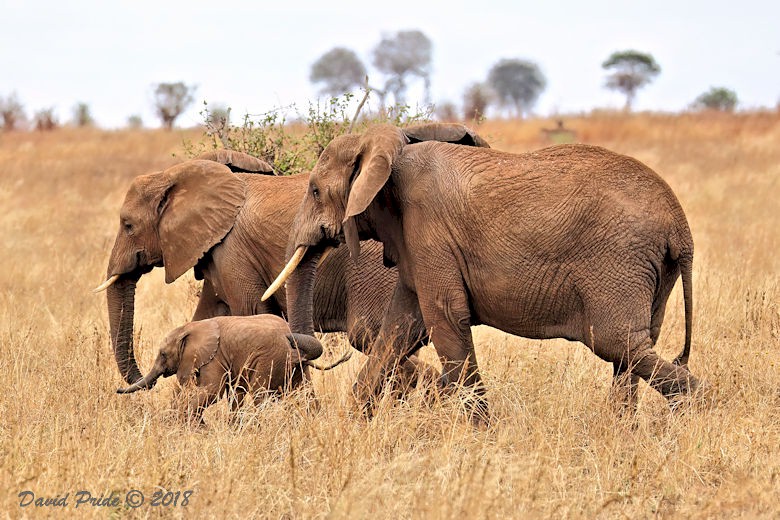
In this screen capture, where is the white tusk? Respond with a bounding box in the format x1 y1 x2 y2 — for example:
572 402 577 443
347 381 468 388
93 274 120 293
316 246 335 268
261 246 308 302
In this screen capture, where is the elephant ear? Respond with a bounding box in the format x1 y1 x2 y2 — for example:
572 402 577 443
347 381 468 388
159 160 247 283
403 123 491 148
343 124 408 261
195 150 276 174
176 320 220 386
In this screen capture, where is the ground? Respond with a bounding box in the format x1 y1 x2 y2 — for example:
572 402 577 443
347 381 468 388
1 112 778 518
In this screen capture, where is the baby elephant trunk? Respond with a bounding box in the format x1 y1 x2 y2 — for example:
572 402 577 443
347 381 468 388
286 333 323 361
116 366 164 394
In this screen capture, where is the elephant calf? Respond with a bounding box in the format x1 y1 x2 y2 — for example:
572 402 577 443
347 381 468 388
116 315 350 423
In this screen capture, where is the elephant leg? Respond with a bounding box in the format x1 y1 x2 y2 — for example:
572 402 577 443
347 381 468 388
611 361 639 414
601 328 700 402
353 282 425 414
192 278 230 321
348 321 431 399
229 388 246 423
417 280 487 425
178 384 220 427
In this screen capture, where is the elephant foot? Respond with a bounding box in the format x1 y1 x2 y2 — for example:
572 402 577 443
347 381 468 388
464 394 491 429
436 378 491 428
668 377 714 413
609 365 639 417
392 356 441 402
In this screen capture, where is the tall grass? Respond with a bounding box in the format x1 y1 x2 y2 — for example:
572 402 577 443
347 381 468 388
1 113 778 518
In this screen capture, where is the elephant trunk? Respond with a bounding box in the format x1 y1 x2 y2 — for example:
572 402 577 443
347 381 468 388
116 364 164 394
107 277 143 384
287 333 323 361
285 252 320 336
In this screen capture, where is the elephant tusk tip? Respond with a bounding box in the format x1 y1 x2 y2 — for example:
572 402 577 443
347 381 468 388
93 274 120 293
262 246 308 302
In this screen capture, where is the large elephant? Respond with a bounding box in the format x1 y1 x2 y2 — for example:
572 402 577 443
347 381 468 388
265 124 702 420
97 123 489 386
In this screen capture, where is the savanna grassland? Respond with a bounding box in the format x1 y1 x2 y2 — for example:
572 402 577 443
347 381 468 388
1 113 778 518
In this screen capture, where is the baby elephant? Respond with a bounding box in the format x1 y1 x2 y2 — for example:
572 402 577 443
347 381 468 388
117 315 350 423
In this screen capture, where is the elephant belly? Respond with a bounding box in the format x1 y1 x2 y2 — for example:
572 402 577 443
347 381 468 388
467 261 586 342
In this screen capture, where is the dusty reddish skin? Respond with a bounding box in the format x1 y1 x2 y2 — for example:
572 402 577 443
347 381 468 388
103 124 487 386
116 315 326 424
284 124 700 420
103 159 421 385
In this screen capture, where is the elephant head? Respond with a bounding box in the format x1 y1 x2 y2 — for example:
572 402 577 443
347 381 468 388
97 152 271 384
262 123 488 334
116 319 221 393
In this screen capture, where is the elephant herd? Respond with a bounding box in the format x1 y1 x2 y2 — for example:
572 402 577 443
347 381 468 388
97 122 702 424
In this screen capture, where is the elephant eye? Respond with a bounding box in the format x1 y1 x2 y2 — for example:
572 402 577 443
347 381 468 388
311 186 320 201
123 222 133 233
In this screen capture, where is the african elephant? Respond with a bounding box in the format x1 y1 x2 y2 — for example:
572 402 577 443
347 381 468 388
116 315 350 423
96 123 488 387
265 124 702 421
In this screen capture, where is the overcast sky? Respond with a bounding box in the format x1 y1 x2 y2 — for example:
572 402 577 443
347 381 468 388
2 0 778 128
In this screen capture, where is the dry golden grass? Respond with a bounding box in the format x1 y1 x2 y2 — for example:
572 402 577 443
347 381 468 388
1 114 779 518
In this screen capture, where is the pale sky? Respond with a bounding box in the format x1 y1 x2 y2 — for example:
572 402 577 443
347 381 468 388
2 0 778 128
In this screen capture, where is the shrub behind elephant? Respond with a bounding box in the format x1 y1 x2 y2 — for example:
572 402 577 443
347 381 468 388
116 315 350 424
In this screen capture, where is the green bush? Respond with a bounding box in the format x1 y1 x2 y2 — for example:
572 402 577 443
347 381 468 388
183 90 432 175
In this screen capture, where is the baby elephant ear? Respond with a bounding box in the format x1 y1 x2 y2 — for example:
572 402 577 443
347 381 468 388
403 122 490 148
343 124 408 261
176 320 220 386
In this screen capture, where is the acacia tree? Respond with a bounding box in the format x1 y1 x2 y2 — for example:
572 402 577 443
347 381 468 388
127 115 143 129
602 50 661 111
153 82 195 129
372 30 432 105
308 30 433 110
692 87 738 112
310 47 367 97
72 102 94 127
462 82 491 121
34 108 58 131
487 59 546 118
0 93 26 131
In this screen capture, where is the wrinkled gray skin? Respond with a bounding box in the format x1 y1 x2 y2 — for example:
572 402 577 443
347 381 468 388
116 315 325 423
277 124 700 421
101 123 487 389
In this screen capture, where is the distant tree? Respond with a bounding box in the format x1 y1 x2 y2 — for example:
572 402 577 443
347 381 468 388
435 101 458 122
602 50 661 111
153 82 195 129
691 87 738 112
372 30 432 105
34 108 58 131
487 59 546 118
202 103 231 148
310 47 367 97
0 92 26 131
127 115 143 129
72 102 94 127
462 82 491 121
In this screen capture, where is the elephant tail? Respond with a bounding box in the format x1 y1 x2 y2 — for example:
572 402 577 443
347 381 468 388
305 349 353 371
673 252 693 368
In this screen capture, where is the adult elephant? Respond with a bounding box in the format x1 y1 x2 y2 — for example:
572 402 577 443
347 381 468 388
265 124 702 420
96 123 489 385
